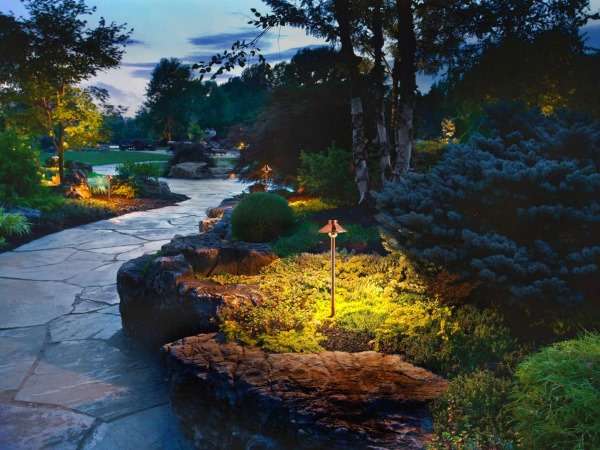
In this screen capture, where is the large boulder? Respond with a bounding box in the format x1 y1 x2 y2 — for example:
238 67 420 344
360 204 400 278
168 162 211 179
163 333 449 450
117 254 262 346
161 234 276 276
135 177 188 201
65 160 93 174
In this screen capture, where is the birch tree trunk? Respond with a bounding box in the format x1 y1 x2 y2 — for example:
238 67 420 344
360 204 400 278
334 0 369 203
53 124 65 185
392 0 417 180
371 0 391 185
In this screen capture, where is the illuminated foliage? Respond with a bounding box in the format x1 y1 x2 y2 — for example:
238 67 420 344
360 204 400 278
214 253 514 374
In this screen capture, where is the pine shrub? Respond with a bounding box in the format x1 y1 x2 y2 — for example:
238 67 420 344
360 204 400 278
376 105 600 304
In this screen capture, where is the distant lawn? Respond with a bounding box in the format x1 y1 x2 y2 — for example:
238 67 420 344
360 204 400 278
41 150 171 166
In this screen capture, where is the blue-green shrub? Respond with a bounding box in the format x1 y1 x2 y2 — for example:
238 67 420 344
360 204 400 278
376 105 600 303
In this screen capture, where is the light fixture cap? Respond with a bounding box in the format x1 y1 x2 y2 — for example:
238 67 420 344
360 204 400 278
319 219 347 235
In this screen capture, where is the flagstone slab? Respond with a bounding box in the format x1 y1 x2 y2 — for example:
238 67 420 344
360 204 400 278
81 405 193 450
0 326 47 391
0 247 77 269
116 240 169 261
115 228 191 242
84 244 144 256
78 284 119 305
49 311 122 343
67 261 124 287
0 252 110 281
16 340 168 421
0 279 81 328
15 228 108 252
75 231 147 250
0 402 94 450
71 300 114 314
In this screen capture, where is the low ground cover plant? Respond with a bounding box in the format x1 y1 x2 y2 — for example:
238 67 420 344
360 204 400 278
214 253 515 375
430 370 516 450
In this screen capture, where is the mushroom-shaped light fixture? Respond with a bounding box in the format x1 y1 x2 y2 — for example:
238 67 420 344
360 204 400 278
319 220 347 317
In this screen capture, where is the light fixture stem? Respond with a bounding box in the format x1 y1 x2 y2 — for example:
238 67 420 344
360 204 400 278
330 233 336 317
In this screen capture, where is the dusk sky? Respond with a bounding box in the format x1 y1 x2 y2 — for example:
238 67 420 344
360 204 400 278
3 0 600 116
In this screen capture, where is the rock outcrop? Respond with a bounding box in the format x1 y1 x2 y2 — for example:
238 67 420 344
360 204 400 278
117 198 276 346
163 333 449 450
161 234 275 277
117 254 262 346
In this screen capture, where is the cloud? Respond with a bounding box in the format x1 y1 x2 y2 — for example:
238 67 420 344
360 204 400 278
263 45 328 62
130 69 154 79
122 62 158 68
121 62 157 79
188 29 271 49
92 81 128 100
126 38 146 46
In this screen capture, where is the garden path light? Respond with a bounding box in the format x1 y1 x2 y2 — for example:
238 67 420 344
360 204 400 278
319 220 347 317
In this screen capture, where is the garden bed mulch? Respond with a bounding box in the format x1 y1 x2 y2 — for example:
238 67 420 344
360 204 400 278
2 194 188 253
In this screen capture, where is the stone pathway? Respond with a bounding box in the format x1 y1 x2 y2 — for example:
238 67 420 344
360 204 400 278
0 178 245 450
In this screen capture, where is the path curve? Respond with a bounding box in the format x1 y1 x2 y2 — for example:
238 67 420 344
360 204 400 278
0 178 245 450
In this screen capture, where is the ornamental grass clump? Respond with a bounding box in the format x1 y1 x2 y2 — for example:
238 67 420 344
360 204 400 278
231 192 294 242
510 333 600 450
0 208 31 246
376 104 600 304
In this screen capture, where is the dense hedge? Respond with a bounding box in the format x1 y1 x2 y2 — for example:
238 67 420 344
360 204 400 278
376 105 600 303
231 193 294 242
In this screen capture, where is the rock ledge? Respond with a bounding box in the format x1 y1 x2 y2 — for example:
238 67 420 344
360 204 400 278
163 333 448 449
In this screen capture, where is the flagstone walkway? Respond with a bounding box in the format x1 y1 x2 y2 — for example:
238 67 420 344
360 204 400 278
0 178 245 450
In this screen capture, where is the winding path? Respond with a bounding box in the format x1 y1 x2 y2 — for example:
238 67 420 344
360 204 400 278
0 178 245 450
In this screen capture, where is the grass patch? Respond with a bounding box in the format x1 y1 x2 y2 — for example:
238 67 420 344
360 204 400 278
288 198 338 217
271 198 381 257
41 150 170 166
272 221 380 257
